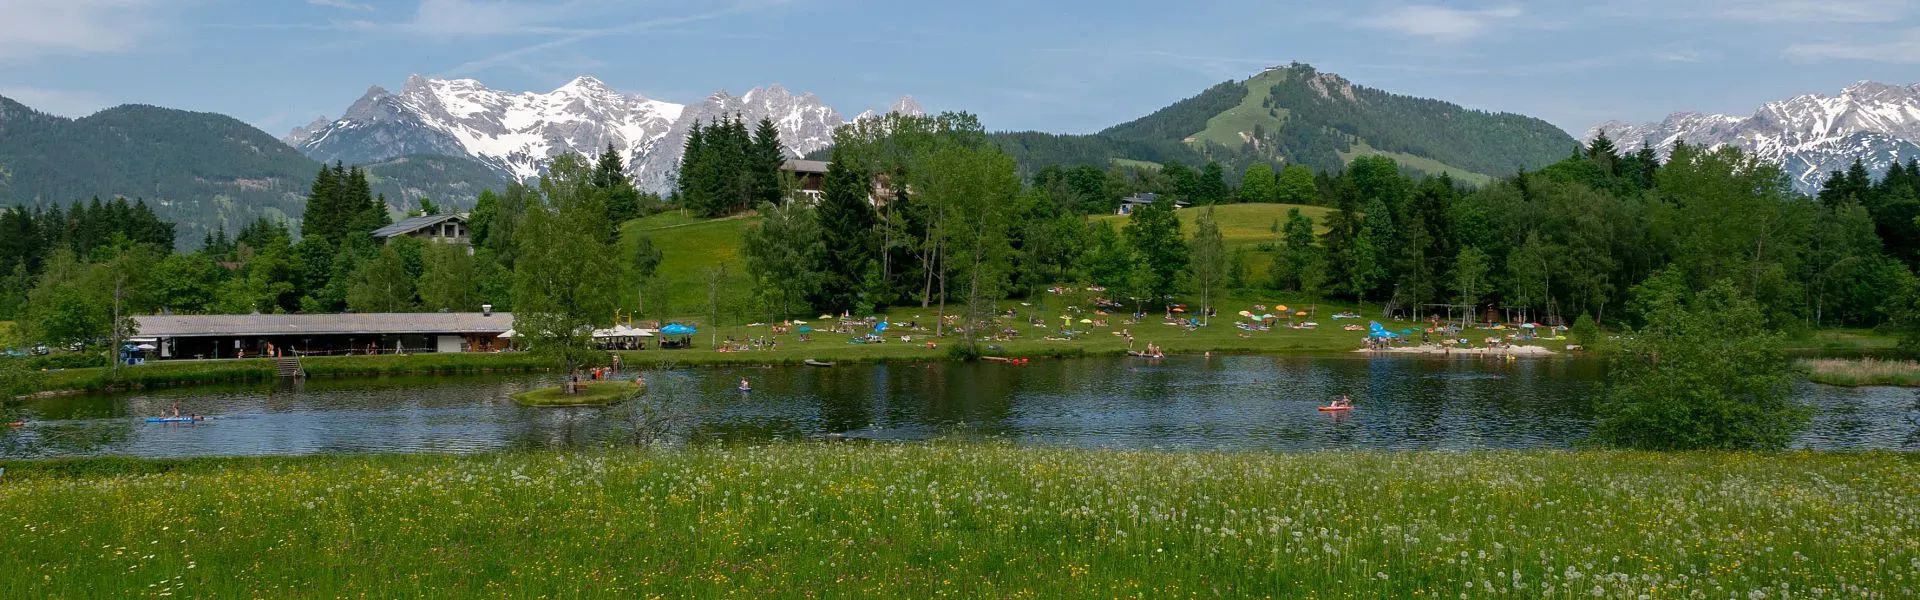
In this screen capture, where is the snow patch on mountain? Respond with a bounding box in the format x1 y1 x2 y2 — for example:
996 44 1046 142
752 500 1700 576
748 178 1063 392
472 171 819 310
290 75 923 192
1589 81 1920 193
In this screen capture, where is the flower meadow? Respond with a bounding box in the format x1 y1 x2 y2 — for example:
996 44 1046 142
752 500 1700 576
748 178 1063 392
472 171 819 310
1 444 1915 598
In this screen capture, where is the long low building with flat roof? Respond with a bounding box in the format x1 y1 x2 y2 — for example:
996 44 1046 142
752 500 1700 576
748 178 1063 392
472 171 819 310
133 311 514 360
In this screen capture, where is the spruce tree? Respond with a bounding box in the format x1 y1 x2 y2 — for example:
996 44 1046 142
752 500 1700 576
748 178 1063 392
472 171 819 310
814 149 877 311
751 118 787 206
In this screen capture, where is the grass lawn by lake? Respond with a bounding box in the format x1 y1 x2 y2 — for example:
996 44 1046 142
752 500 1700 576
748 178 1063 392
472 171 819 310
1 444 1913 597
10 290 1575 396
511 381 641 406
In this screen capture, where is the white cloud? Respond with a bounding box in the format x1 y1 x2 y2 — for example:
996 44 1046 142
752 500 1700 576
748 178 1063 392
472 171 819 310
0 0 158 61
307 0 375 11
1785 28 1920 63
0 85 110 116
1358 4 1522 43
1712 0 1909 23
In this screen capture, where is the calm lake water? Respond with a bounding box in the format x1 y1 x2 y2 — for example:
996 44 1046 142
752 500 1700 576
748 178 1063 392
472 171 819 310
3 355 1916 458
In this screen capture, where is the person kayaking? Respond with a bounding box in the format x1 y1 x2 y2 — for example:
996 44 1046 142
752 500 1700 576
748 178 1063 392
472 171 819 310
738 377 752 392
1328 395 1352 409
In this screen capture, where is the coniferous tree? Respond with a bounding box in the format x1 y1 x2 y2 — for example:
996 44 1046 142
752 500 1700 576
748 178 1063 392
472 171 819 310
750 118 787 206
814 149 878 311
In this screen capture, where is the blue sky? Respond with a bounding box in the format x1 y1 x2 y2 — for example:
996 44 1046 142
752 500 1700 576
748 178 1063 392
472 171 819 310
2 0 1917 138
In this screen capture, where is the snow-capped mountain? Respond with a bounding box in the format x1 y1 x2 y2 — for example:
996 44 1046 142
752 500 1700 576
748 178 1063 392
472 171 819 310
1589 81 1920 194
288 75 922 191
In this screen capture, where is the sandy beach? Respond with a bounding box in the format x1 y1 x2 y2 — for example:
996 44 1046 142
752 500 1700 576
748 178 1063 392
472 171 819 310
1355 344 1557 356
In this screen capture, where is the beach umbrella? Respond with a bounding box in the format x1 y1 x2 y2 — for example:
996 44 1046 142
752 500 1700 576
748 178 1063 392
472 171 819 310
1277 305 1289 312
135 343 157 351
1080 318 1093 324
498 329 517 339
874 322 889 333
1295 311 1307 317
796 324 813 334
661 323 697 336
1520 323 1537 329
1238 310 1253 317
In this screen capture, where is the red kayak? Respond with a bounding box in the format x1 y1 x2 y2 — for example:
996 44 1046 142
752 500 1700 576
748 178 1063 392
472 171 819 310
1317 405 1353 412
5 421 24 427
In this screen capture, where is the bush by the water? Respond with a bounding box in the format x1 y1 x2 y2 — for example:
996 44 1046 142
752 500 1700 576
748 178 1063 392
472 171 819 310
1596 280 1809 449
0 444 1912 597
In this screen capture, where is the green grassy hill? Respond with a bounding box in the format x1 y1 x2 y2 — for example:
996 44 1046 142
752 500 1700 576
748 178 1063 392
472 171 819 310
619 212 759 318
1096 203 1332 278
990 63 1574 185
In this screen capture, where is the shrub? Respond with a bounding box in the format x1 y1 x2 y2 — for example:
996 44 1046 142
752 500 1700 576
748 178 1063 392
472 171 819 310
1594 280 1809 450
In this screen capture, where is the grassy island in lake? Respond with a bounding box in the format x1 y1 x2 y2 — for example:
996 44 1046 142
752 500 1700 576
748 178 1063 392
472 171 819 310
511 381 641 406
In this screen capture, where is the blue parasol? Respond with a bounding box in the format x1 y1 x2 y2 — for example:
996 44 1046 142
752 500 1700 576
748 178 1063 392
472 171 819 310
660 323 697 335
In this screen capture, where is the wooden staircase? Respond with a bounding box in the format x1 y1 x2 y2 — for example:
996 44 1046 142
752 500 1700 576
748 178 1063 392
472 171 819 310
275 356 305 379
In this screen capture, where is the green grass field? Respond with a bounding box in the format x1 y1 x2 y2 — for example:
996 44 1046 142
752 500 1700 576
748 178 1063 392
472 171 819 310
1 445 1913 597
1096 203 1334 278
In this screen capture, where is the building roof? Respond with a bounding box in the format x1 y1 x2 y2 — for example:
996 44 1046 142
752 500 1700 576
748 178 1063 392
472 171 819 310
782 159 830 175
134 312 515 338
1120 192 1189 207
372 213 465 239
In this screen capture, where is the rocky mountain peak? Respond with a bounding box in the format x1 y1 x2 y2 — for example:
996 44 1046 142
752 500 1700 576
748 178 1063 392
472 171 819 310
292 75 882 191
1590 80 1920 193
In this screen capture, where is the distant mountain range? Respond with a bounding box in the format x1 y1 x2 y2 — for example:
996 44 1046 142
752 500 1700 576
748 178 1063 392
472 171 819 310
0 95 503 248
26 65 1915 249
991 63 1579 184
288 75 923 192
1589 81 1920 194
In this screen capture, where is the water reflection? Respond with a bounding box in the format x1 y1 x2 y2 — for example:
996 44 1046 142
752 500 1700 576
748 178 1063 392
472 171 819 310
2 356 1915 459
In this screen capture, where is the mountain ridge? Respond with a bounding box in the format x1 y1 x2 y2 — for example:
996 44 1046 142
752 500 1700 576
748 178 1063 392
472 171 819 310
1589 80 1920 193
0 95 506 248
291 75 923 191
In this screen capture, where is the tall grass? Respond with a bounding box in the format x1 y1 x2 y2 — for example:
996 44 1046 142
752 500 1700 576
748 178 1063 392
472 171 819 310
1798 357 1920 387
0 444 1913 597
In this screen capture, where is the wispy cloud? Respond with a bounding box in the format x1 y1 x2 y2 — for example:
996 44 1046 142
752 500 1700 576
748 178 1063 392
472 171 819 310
0 85 110 116
307 0 375 11
0 0 161 61
1358 4 1523 43
1785 27 1920 63
438 0 788 77
1711 0 1910 23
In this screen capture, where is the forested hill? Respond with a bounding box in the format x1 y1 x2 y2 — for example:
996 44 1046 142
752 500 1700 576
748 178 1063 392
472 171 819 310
992 63 1577 183
0 96 504 248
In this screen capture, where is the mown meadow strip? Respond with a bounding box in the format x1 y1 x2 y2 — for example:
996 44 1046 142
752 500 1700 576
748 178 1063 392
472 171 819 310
0 444 1914 598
